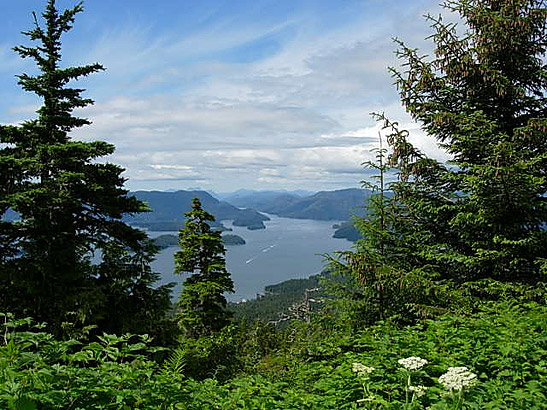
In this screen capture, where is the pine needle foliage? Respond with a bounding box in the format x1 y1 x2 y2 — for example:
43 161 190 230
388 0 547 288
0 0 171 336
327 0 546 327
326 134 452 328
175 198 234 337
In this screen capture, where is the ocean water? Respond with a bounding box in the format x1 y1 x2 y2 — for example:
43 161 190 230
149 214 351 302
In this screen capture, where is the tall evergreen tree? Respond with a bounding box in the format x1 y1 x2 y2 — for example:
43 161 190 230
0 0 171 335
386 0 547 287
328 135 448 327
175 198 234 337
330 0 546 328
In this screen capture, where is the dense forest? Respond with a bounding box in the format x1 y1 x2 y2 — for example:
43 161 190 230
1 0 546 408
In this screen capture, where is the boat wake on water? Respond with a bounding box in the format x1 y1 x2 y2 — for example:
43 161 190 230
246 244 276 264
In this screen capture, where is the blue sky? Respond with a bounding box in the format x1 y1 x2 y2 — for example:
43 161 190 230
0 0 450 192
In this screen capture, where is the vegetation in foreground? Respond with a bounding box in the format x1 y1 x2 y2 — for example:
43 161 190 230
1 0 545 408
2 299 546 409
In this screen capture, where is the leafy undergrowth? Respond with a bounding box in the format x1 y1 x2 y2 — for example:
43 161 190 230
1 300 546 409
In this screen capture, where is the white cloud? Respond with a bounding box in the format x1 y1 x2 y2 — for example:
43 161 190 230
3 0 453 191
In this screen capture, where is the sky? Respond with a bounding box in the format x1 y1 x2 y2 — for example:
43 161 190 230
0 0 453 192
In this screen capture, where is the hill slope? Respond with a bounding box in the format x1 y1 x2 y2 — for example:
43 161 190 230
125 190 269 230
225 188 371 221
225 191 302 214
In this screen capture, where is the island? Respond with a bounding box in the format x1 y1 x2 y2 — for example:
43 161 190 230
222 234 246 245
152 234 179 249
133 220 230 232
332 221 360 242
232 208 269 230
243 222 266 230
152 233 246 249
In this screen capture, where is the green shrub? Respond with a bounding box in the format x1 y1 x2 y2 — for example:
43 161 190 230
2 300 546 409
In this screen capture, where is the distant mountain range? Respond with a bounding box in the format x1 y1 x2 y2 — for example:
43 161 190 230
224 188 371 221
4 188 371 237
219 189 314 201
125 190 269 231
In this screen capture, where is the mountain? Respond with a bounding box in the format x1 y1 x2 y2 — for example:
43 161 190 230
225 191 302 214
225 188 371 221
125 190 269 231
220 189 313 203
6 188 369 232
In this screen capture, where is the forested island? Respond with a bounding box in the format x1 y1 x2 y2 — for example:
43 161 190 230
332 221 360 242
222 234 246 245
231 208 269 230
152 233 246 248
1 1 546 409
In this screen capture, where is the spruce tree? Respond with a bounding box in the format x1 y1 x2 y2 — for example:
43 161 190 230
331 0 546 327
386 0 547 287
328 135 448 326
175 198 234 337
0 0 171 335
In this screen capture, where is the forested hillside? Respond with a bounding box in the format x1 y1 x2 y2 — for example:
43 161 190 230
1 0 545 409
230 275 323 322
126 190 269 230
222 190 303 211
225 188 371 220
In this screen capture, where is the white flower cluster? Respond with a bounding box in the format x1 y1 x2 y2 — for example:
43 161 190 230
438 366 477 391
352 362 375 377
409 385 427 398
398 356 428 370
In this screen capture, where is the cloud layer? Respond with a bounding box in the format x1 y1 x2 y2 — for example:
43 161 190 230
1 0 450 191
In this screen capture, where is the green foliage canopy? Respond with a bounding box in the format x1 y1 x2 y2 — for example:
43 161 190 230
0 0 171 336
327 0 546 329
175 198 234 337
387 0 547 285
